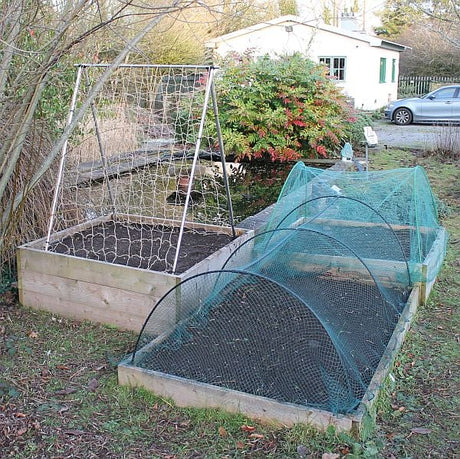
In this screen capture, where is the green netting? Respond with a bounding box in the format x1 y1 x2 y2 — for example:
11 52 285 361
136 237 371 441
130 163 446 416
264 162 447 283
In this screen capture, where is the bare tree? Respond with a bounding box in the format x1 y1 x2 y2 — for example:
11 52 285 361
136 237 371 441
397 21 460 76
377 0 459 49
409 0 459 49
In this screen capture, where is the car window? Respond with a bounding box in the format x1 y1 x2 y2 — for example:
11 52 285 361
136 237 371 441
432 87 457 99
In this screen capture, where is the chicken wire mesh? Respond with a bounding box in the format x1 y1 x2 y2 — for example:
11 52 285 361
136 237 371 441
44 64 234 273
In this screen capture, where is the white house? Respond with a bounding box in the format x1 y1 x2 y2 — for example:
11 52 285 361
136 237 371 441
206 16 406 110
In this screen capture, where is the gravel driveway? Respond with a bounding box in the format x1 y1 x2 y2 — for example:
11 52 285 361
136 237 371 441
372 119 456 150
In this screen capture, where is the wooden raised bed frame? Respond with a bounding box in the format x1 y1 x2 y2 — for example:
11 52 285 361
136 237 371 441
117 281 422 435
17 215 253 332
117 224 447 434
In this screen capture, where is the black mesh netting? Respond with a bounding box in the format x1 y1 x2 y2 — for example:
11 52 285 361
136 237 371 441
132 228 408 414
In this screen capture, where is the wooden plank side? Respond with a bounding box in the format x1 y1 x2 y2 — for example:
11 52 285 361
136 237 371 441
19 271 176 333
18 247 178 296
118 364 353 432
182 229 254 276
418 227 447 303
421 227 447 279
116 213 249 237
307 217 416 232
20 290 145 332
21 215 113 249
288 253 408 287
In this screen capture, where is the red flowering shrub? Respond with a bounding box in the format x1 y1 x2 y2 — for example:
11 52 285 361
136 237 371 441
214 53 360 161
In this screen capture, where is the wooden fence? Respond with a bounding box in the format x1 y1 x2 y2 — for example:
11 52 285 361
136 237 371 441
398 75 460 98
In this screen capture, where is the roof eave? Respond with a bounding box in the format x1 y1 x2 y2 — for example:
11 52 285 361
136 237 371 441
373 39 408 52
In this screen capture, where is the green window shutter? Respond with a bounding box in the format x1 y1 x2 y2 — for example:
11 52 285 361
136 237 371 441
379 58 387 83
391 59 396 83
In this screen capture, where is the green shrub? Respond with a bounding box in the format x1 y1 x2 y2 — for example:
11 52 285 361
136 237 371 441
211 54 359 161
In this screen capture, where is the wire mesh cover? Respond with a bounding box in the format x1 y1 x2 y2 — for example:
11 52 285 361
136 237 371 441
266 163 446 283
46 64 233 273
133 228 405 414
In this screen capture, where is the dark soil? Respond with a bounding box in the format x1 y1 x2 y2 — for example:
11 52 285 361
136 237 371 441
135 273 403 414
49 220 234 274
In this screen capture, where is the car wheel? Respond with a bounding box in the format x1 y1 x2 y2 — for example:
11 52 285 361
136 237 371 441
393 108 413 125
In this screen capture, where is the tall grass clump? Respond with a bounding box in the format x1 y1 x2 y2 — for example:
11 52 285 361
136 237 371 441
432 124 460 160
0 121 56 283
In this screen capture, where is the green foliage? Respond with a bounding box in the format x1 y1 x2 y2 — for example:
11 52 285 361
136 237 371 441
346 111 374 145
36 64 76 136
278 0 298 16
374 0 419 37
211 54 359 162
228 161 292 222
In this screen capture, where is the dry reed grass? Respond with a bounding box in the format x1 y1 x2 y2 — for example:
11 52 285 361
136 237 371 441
0 123 55 274
432 124 460 160
72 104 141 164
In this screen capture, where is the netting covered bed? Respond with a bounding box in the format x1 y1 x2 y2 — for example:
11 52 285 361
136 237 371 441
124 163 447 417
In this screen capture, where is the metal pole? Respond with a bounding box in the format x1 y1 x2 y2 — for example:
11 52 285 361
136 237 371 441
172 68 216 274
365 143 369 172
75 63 212 70
45 65 84 251
84 67 117 216
210 77 236 238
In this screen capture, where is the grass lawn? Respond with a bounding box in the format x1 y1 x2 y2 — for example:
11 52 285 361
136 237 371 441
1 147 458 458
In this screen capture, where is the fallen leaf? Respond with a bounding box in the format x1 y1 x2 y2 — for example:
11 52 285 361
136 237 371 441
236 441 245 449
249 433 264 439
56 365 71 370
322 453 339 459
28 331 38 339
16 427 27 436
218 426 227 438
411 427 432 435
241 425 256 432
15 412 26 418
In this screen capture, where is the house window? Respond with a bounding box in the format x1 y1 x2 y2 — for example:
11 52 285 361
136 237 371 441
319 57 346 81
391 59 396 83
379 58 387 83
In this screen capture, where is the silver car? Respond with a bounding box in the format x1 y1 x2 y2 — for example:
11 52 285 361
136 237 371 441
385 85 460 125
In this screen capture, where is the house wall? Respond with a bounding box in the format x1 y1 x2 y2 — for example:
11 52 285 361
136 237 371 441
209 22 400 110
342 45 399 109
